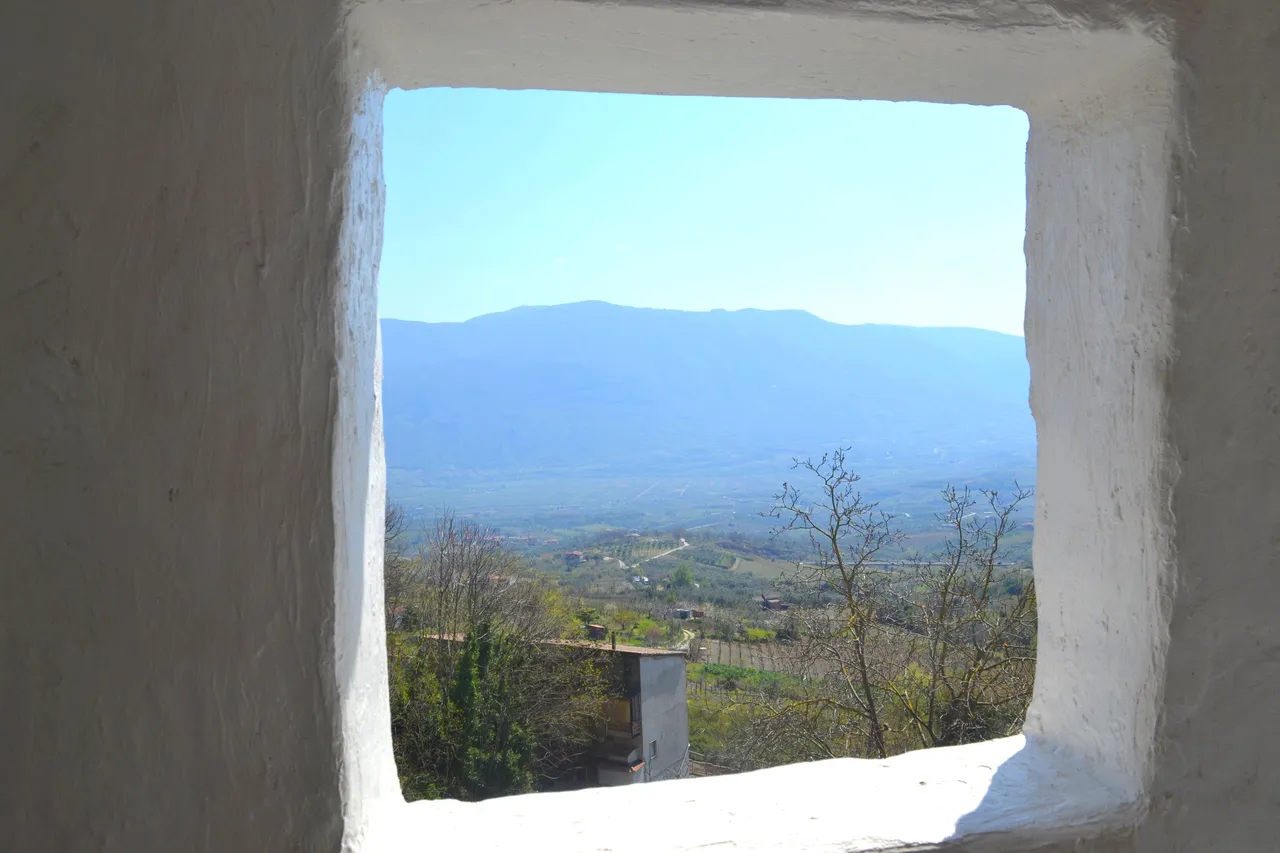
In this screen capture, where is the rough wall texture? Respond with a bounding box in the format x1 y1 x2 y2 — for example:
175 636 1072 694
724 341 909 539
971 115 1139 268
1032 6 1280 850
333 77 403 848
4 0 1280 851
356 0 1280 849
354 0 1163 108
1022 57 1178 794
0 0 354 850
1138 2 1280 850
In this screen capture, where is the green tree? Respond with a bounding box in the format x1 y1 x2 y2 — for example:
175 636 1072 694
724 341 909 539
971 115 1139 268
671 563 694 588
448 629 536 799
386 512 607 801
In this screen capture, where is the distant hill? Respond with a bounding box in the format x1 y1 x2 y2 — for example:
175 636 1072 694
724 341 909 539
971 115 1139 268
381 302 1034 518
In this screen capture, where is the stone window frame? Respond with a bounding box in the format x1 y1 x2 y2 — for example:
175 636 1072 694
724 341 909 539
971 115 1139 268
331 2 1180 850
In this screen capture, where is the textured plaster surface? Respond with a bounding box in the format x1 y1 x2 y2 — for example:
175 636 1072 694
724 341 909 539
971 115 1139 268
1134 3 1280 850
1 0 354 849
333 76 403 852
351 0 1164 110
350 0 1181 847
1021 58 1178 796
5 0 1280 851
370 736 1137 853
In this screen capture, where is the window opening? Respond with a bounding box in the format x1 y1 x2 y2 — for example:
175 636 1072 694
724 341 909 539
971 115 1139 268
377 87 1034 801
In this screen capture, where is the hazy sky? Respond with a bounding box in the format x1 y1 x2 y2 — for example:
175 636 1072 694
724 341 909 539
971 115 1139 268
379 88 1029 336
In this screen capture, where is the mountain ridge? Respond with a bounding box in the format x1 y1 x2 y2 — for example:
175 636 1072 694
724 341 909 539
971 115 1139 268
381 302 1034 518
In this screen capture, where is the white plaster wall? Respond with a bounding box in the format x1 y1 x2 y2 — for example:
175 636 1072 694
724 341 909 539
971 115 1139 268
333 76 404 851
354 1 1279 850
353 0 1164 109
354 3 1183 847
639 656 690 781
1 0 358 849
1021 55 1179 795
1133 3 1280 849
6 0 1280 851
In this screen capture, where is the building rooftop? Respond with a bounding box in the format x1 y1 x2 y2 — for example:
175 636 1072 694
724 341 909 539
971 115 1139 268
418 633 686 657
544 638 687 657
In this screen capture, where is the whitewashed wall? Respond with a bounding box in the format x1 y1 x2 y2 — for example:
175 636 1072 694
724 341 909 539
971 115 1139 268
4 0 1280 851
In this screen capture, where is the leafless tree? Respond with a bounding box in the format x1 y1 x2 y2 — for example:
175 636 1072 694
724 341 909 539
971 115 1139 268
411 511 566 645
883 485 1036 748
719 451 1037 767
384 503 420 630
765 448 902 758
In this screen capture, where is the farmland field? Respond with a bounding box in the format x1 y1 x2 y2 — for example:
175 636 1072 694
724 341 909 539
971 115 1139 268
690 639 846 678
600 537 682 566
730 556 792 581
692 640 793 672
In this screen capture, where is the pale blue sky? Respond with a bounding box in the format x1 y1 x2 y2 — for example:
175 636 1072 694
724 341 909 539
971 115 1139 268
379 88 1029 336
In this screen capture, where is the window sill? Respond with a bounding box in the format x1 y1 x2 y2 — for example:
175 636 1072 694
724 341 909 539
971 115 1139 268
361 735 1141 852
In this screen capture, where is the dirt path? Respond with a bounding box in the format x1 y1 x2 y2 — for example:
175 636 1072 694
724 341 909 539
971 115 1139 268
621 538 690 570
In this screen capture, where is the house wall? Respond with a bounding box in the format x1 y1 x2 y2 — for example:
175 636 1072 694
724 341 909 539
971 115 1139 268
639 656 690 782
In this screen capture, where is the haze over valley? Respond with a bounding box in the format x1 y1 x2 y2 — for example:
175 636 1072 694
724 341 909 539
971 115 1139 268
383 301 1035 535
